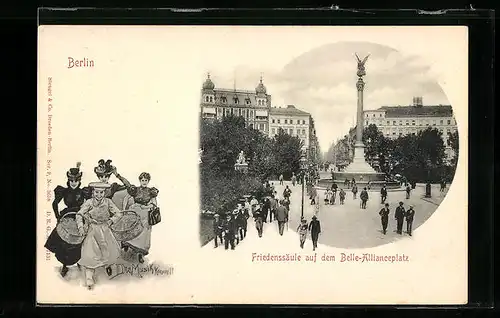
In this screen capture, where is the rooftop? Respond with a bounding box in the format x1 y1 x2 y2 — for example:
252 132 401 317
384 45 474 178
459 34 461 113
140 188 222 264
269 105 310 116
372 105 453 118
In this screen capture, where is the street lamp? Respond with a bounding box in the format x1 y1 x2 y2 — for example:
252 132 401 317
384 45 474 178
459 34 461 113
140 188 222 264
300 154 308 219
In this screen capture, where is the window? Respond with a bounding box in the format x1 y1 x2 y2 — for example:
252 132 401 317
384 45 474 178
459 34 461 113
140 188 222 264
246 98 251 105
210 96 213 102
230 108 234 115
392 132 396 135
272 119 275 124
373 114 376 118
447 119 451 125
380 114 383 117
302 129 305 135
440 120 443 125
387 121 390 125
260 124 265 130
290 119 293 124
406 120 409 126
412 120 415 126
399 120 402 126
277 119 280 124
246 109 249 118
272 128 275 135
285 119 288 124
365 121 368 125
221 96 227 103
366 114 369 118
234 98 239 104
290 128 294 135
303 120 306 124
250 110 253 117
393 121 396 125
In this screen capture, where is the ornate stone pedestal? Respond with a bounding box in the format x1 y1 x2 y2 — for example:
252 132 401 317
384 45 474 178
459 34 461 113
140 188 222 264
234 163 248 173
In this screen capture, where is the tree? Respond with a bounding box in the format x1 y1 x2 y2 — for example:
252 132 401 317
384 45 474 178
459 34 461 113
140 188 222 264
273 128 304 179
448 130 459 166
362 124 390 171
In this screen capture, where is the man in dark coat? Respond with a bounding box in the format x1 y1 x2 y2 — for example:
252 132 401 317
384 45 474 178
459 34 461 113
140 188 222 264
269 194 277 222
394 201 406 235
406 205 415 236
222 213 236 250
379 203 390 234
308 215 321 251
262 197 270 223
275 200 289 236
283 185 292 200
213 214 223 248
360 187 369 209
253 204 264 238
380 185 387 204
236 205 249 240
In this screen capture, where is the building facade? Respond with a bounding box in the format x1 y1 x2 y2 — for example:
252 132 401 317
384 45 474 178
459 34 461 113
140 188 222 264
200 74 271 135
363 97 457 161
268 105 311 150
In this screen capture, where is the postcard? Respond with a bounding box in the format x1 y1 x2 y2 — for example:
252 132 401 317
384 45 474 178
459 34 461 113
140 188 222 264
37 25 468 304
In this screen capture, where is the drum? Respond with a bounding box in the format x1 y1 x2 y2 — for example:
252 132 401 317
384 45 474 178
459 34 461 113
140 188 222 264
110 210 143 242
56 212 89 245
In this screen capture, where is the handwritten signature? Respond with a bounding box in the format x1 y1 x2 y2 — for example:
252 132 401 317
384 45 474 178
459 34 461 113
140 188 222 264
120 263 174 278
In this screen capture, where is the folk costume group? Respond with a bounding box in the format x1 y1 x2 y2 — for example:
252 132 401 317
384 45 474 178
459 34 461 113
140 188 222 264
44 159 160 290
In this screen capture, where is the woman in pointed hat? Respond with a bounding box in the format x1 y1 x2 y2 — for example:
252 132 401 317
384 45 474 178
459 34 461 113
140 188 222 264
44 162 91 277
75 181 124 290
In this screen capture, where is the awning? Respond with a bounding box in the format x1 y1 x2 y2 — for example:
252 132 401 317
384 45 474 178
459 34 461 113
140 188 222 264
203 107 216 114
255 110 268 117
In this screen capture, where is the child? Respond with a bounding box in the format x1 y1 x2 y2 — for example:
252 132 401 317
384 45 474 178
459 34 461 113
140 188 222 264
339 188 346 205
297 218 309 249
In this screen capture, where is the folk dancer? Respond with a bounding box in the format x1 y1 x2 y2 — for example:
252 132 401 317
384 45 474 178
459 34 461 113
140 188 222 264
44 162 91 277
76 182 123 290
115 170 159 264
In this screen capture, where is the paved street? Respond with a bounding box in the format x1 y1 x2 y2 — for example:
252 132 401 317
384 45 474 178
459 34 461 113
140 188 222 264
203 181 449 251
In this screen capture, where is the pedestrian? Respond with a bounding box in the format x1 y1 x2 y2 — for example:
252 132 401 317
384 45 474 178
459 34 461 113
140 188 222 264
324 189 331 205
279 174 284 186
379 203 390 235
269 194 277 222
253 204 264 238
222 213 236 249
232 209 241 245
310 186 317 205
405 184 411 199
270 182 276 196
331 183 338 205
244 197 252 217
291 173 297 186
275 200 288 236
262 197 270 223
297 218 308 249
283 185 292 200
380 185 388 204
213 214 223 248
395 201 406 235
367 181 372 190
406 205 415 236
308 215 321 251
352 184 358 199
360 187 369 209
250 195 259 215
339 188 346 205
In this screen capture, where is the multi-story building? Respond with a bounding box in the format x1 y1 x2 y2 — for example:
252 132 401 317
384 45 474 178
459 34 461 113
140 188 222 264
199 74 271 134
200 74 319 159
268 105 311 151
363 97 458 161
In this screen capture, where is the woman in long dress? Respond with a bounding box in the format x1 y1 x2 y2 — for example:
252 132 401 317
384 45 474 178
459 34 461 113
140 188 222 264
113 170 159 264
44 162 91 277
76 182 123 290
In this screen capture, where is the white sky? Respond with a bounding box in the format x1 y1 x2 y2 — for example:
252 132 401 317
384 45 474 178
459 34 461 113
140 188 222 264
207 41 449 152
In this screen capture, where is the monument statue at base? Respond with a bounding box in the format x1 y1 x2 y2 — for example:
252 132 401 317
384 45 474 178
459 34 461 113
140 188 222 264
234 150 249 173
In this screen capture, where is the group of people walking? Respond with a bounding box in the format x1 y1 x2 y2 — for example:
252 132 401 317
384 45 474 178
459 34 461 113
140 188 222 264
44 159 160 290
379 201 416 236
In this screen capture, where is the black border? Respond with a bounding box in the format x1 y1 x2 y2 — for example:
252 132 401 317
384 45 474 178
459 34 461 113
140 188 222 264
1 6 495 315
